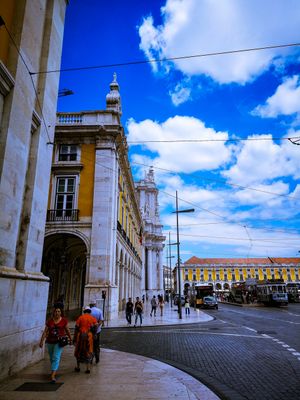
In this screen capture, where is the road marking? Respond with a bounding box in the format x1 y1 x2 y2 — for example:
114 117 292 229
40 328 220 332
292 352 300 356
225 308 300 324
243 326 257 332
287 348 297 351
111 329 269 338
282 344 289 347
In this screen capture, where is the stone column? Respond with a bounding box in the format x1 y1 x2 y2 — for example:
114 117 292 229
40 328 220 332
158 249 164 292
124 265 128 302
151 248 157 294
87 130 119 314
147 248 153 296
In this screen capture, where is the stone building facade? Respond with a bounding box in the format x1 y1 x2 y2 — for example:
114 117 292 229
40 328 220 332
0 0 68 379
44 75 144 320
135 168 165 298
178 257 300 295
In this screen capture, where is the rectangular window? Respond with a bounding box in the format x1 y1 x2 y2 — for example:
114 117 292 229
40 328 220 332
55 177 75 217
59 144 77 161
232 274 236 281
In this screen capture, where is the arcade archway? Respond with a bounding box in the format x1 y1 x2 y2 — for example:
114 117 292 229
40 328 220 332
42 233 88 318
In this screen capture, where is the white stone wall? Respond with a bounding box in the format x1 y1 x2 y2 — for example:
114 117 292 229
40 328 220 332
0 0 67 379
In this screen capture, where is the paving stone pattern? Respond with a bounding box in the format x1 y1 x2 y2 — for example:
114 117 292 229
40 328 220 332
101 322 300 400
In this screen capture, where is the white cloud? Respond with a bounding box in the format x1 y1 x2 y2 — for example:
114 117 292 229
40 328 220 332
138 0 300 85
252 75 300 118
127 115 231 173
223 134 300 186
169 80 192 106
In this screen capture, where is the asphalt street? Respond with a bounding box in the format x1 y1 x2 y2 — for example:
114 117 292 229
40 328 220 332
101 303 300 400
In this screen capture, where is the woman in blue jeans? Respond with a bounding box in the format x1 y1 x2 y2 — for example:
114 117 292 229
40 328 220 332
39 306 72 382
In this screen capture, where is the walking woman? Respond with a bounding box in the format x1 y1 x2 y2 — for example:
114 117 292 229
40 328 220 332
39 306 72 383
73 306 97 373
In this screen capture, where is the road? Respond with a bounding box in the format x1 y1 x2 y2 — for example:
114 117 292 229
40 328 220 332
101 303 300 400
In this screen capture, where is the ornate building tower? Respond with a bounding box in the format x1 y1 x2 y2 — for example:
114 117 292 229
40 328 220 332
135 167 165 298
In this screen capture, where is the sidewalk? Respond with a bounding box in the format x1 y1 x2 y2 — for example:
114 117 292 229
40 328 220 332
0 303 220 400
105 300 214 327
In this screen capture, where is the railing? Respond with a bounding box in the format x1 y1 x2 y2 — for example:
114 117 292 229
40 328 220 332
47 209 79 222
57 113 83 124
117 221 141 262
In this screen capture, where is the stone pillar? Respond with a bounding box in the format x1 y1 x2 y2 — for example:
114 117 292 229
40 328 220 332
147 248 153 296
124 265 128 302
87 130 118 315
152 249 157 294
159 249 164 292
119 265 124 310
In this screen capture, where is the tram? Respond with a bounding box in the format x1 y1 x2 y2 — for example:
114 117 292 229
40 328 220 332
286 283 300 302
256 279 288 306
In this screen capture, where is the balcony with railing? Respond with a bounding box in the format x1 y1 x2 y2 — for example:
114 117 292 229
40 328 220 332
56 110 120 126
47 209 79 222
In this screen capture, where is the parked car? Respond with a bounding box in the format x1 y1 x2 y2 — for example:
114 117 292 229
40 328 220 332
202 296 218 309
174 294 185 306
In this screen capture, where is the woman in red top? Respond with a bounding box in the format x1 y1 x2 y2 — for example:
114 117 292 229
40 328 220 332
73 306 97 373
39 306 72 382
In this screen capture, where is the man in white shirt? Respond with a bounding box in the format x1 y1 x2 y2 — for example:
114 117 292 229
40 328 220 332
89 300 104 364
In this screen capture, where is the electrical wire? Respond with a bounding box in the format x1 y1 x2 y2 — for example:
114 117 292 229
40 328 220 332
127 136 300 144
132 161 300 200
30 42 300 75
67 151 300 234
1 19 53 144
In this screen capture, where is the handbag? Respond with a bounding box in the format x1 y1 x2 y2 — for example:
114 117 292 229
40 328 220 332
58 336 68 347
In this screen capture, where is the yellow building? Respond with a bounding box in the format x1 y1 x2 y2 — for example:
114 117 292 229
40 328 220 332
180 257 300 294
43 75 144 319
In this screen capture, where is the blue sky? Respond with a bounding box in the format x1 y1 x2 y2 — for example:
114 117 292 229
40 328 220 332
58 0 300 263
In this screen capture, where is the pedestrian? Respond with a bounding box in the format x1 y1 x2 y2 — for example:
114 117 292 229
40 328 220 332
73 306 97 374
184 296 190 315
39 306 72 383
89 300 104 364
134 297 143 327
158 294 165 316
125 297 134 326
142 294 145 303
150 295 157 317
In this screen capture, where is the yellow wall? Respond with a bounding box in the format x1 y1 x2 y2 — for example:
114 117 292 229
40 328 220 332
78 144 95 217
185 266 299 283
0 0 16 66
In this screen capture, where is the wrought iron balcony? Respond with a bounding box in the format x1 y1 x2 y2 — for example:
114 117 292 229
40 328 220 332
47 209 79 222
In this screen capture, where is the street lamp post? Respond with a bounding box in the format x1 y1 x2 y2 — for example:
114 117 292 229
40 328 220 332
172 191 194 319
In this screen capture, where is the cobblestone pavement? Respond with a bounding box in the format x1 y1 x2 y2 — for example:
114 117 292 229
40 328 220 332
101 316 300 400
